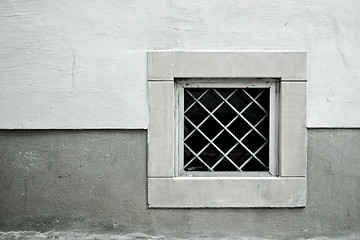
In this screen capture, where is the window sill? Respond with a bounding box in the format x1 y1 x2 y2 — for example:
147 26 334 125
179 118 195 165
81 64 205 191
148 177 306 208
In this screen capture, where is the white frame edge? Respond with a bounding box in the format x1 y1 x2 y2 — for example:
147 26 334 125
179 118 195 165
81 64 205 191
147 51 307 208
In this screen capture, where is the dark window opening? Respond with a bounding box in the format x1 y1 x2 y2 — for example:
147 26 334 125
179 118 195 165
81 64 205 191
184 88 269 172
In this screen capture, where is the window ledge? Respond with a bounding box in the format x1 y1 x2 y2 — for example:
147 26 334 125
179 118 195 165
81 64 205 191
148 177 306 208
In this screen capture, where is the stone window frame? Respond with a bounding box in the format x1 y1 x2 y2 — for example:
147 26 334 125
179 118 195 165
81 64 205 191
147 51 307 208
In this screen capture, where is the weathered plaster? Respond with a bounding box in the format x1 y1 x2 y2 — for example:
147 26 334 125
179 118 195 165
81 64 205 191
1 0 360 128
0 129 359 238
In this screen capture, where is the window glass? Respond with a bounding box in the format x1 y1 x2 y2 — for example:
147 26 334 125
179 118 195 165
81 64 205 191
183 87 270 172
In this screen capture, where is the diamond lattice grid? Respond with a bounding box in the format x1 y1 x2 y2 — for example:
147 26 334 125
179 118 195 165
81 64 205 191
184 88 270 172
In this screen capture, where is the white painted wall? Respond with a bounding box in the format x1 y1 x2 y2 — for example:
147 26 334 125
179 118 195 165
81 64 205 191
1 0 359 128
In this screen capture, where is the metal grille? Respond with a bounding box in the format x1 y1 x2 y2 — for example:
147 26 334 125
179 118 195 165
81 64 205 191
184 88 269 172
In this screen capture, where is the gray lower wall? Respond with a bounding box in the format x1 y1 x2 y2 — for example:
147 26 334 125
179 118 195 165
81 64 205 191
0 129 359 238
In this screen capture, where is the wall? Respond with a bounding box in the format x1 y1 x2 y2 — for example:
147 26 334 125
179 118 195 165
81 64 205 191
0 129 359 238
1 0 360 128
1 0 360 238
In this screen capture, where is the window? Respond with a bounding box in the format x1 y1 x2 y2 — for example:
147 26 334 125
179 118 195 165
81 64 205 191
147 51 307 208
178 79 276 176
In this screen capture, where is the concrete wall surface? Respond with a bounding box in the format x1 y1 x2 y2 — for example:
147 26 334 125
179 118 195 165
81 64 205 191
1 1 360 238
0 129 359 238
1 0 360 128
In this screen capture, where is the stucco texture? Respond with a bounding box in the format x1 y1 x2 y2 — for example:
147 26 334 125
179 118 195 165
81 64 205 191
0 129 359 238
1 0 360 128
